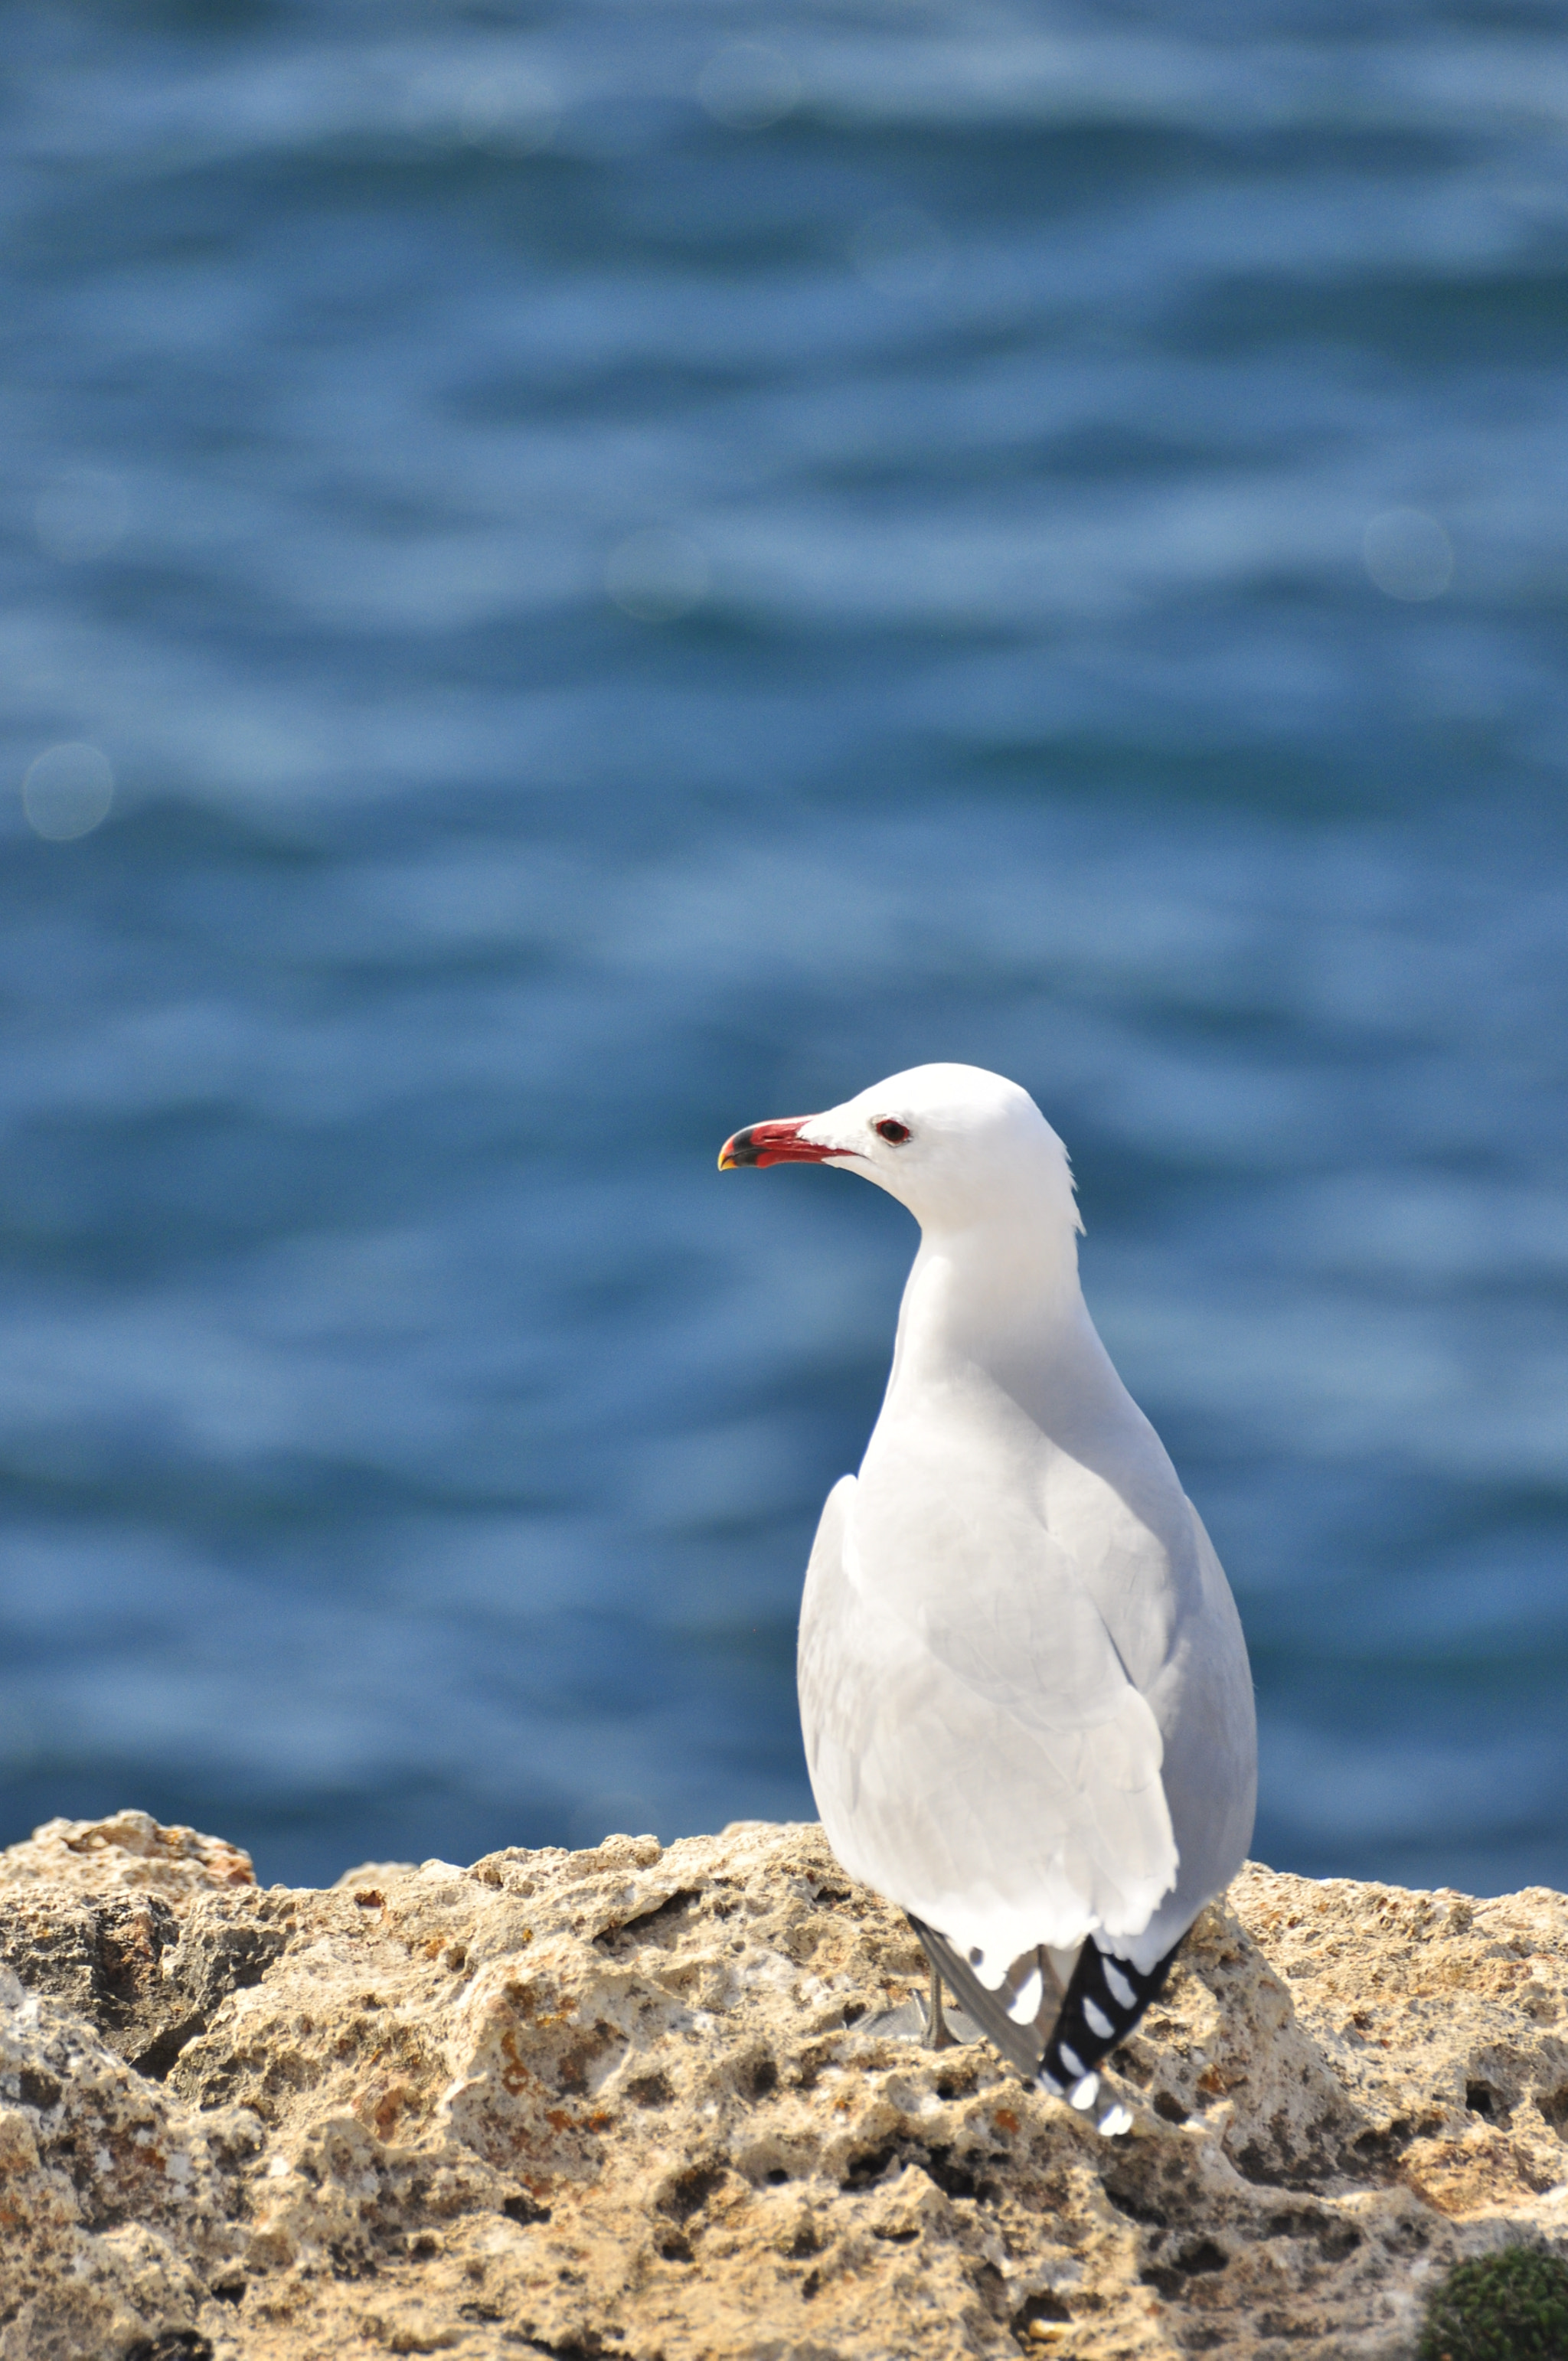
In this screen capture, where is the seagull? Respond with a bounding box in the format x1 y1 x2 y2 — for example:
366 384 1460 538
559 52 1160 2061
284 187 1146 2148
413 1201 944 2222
719 1063 1256 2129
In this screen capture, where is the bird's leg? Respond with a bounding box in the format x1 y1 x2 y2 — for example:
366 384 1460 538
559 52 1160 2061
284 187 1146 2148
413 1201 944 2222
922 1961 960 2051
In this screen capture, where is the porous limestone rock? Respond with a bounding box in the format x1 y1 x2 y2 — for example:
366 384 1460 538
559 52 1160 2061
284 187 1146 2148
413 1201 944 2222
1 1812 1565 2359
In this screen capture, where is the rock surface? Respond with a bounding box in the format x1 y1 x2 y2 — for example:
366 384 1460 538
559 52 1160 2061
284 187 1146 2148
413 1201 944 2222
1 1810 1566 2359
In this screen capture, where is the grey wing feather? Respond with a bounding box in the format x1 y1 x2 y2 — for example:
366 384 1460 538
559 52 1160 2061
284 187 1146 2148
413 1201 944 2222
798 1472 1176 1960
906 1915 1043 2079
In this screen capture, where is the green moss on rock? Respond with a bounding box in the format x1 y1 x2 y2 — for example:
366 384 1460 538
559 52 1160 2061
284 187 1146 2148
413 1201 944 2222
1419 2247 1568 2361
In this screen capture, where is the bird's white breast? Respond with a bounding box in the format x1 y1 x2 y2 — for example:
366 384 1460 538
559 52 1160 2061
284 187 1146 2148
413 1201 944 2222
797 1243 1254 1974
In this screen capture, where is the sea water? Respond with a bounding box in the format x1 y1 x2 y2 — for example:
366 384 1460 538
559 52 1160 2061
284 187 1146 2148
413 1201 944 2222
2 0 1566 1892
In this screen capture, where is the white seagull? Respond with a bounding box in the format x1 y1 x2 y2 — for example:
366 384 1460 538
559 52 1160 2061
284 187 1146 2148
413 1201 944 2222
719 1063 1256 2123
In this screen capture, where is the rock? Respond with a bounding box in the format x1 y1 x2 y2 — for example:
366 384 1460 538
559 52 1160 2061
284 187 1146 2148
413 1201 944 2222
7 1811 258 1897
0 1814 1564 2359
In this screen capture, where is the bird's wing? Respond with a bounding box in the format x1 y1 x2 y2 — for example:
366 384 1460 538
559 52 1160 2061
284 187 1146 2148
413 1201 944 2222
798 1474 1176 1977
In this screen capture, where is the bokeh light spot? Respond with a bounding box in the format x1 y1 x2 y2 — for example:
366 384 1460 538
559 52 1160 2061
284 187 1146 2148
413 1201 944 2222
35 469 129 563
1364 508 1454 601
457 67 557 153
21 743 115 841
695 43 800 132
606 530 710 623
851 205 951 298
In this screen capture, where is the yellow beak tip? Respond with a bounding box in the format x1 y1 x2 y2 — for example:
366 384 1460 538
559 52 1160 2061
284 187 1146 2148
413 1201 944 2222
717 1151 735 1171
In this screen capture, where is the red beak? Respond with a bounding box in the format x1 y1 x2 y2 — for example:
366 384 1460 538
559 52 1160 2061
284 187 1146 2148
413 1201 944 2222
717 1116 850 1170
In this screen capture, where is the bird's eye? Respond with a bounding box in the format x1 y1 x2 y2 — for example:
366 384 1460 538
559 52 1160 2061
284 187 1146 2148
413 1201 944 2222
874 1118 911 1145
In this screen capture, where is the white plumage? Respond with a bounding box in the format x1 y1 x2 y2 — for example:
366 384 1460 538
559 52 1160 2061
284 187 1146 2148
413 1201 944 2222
720 1063 1256 2087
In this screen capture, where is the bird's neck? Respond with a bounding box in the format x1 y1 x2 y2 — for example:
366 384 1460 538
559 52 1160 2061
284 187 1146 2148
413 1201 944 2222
887 1216 1096 1402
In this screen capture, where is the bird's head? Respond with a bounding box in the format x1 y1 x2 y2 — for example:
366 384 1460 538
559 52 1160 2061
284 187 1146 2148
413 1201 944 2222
718 1063 1081 1241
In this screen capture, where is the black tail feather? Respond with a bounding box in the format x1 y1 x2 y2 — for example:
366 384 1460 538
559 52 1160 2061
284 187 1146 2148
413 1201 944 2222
906 1912 1182 2097
1037 1935 1181 2095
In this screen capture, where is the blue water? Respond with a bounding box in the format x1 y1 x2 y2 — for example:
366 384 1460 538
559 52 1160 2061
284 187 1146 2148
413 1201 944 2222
2 0 1566 1895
